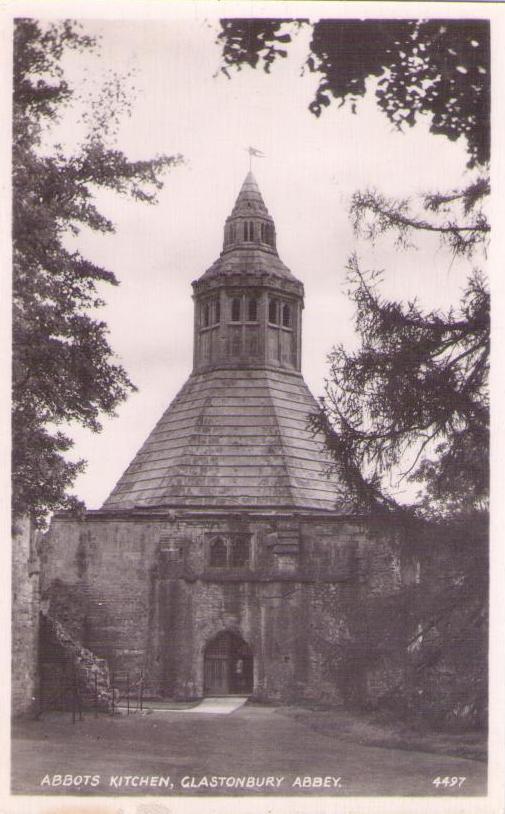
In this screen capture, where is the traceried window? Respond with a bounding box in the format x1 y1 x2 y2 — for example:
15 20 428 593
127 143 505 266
282 303 291 327
224 223 236 246
243 221 255 241
202 302 210 328
248 297 258 322
209 538 227 568
268 298 279 325
230 536 249 566
208 535 251 568
231 297 241 322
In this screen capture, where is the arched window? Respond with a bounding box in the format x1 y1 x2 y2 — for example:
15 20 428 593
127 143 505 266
231 297 241 322
248 297 258 322
213 297 221 325
209 535 250 568
210 538 227 568
230 224 236 243
230 535 250 566
268 298 278 325
282 303 291 327
243 221 255 241
202 302 210 328
261 223 266 242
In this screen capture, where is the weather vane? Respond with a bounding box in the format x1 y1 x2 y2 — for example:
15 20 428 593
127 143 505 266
246 146 265 171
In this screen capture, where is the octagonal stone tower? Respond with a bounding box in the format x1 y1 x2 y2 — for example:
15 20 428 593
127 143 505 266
102 172 342 513
193 171 303 375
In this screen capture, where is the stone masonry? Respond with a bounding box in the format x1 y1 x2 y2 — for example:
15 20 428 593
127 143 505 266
40 173 409 706
12 516 40 716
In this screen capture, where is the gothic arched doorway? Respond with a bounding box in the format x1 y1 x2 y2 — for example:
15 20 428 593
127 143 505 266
204 631 253 696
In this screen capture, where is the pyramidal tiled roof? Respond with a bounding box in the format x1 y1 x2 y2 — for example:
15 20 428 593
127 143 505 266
101 369 347 513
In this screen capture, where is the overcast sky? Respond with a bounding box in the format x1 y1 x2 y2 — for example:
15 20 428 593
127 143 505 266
46 12 483 509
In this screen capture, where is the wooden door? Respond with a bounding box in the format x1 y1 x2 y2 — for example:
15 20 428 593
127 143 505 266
229 653 253 694
204 631 253 696
204 654 229 695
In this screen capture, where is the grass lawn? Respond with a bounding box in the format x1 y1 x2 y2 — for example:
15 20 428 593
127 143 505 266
11 702 487 797
276 705 487 762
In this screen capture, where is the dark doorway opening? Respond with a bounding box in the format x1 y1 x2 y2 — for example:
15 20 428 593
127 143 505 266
204 631 253 696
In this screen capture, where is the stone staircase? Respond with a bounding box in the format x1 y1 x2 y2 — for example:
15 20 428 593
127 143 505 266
40 614 112 712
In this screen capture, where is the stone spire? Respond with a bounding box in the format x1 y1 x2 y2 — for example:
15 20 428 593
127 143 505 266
231 171 268 216
222 170 277 254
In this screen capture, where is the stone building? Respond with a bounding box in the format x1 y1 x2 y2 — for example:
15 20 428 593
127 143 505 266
41 173 408 704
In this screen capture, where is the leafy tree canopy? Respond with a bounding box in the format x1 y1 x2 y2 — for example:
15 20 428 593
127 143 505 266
315 257 489 520
317 178 489 521
218 18 490 166
13 19 181 526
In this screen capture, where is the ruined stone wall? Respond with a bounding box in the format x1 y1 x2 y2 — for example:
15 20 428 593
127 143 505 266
40 517 160 678
40 512 407 704
12 516 40 717
39 615 112 711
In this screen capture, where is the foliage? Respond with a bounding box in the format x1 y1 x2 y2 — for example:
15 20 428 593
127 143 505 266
315 186 489 726
218 18 298 74
13 19 181 526
335 517 488 727
315 255 489 520
350 178 490 257
218 18 490 167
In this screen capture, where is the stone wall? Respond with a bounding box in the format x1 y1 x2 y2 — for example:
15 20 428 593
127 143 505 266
40 511 409 705
12 516 40 717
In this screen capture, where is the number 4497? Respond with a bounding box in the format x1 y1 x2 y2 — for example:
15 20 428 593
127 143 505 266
433 776 466 789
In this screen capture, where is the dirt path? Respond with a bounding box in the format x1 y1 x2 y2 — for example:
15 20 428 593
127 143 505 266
12 704 486 797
